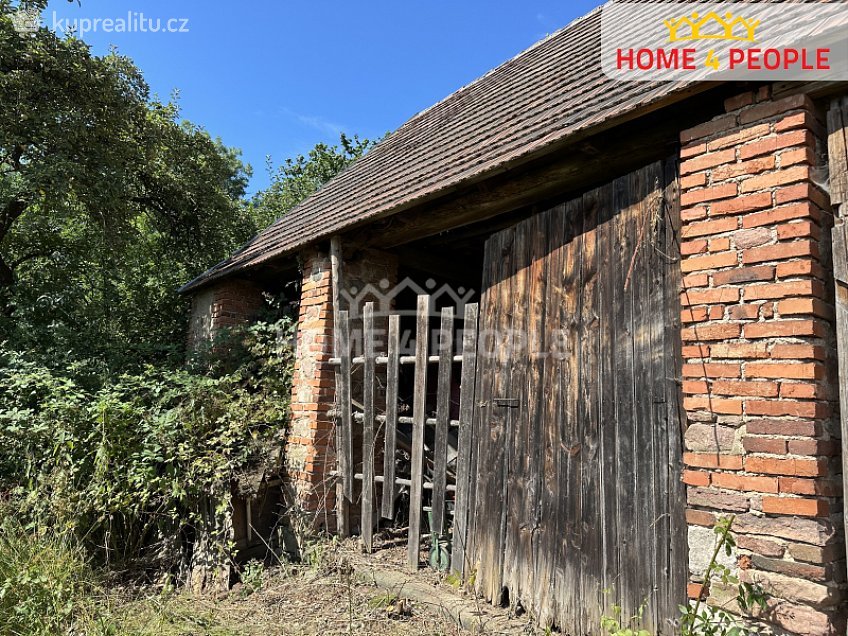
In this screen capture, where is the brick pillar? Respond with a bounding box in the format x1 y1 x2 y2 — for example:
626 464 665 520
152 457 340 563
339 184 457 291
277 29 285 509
187 278 264 351
286 248 336 522
285 245 398 530
678 88 845 636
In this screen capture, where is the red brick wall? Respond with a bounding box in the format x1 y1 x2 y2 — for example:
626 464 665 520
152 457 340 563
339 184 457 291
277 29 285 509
679 87 845 635
187 278 264 350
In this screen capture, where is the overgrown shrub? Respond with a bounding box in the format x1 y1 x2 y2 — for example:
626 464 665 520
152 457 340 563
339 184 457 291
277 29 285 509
0 317 295 571
0 514 113 635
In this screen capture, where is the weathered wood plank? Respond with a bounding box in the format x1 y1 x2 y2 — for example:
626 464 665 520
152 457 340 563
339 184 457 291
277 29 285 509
450 302 479 577
531 207 556 626
331 237 349 537
361 302 376 553
559 196 584 634
615 170 639 624
408 295 430 570
599 176 620 623
579 182 602 631
338 311 354 503
381 314 400 519
502 216 529 607
646 163 668 632
432 307 455 536
485 230 514 604
828 100 848 206
467 240 500 579
663 156 689 625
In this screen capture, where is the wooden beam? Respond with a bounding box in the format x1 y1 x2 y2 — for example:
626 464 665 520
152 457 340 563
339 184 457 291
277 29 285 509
349 92 727 251
827 98 848 588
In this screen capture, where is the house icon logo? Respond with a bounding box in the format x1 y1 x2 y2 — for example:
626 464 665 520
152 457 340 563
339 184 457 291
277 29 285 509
664 11 761 44
11 7 41 34
340 277 476 319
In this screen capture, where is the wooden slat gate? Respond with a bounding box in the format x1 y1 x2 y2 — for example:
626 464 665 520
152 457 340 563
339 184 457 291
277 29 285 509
467 159 687 634
332 297 480 571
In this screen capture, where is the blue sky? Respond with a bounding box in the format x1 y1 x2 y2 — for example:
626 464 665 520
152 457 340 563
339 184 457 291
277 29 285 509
45 0 601 194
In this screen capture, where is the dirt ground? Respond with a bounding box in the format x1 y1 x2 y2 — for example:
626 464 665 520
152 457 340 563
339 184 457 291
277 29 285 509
109 537 543 636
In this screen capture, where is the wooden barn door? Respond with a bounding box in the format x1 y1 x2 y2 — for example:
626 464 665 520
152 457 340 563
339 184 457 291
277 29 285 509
467 159 687 634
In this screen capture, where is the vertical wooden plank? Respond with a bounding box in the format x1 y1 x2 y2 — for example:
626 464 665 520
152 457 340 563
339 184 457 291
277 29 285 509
663 156 689 623
467 240 500 581
650 160 671 627
475 229 514 604
615 171 639 624
531 208 556 626
833 224 848 571
407 295 430 571
381 314 400 519
451 302 479 576
579 184 602 631
827 101 848 589
503 217 529 607
338 311 353 502
827 100 848 205
330 237 349 537
361 302 376 553
640 163 665 633
558 197 584 634
432 307 455 535
631 165 656 625
598 177 619 625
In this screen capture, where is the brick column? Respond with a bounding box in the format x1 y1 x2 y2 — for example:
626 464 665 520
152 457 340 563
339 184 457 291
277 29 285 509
285 245 398 530
286 248 336 522
678 88 845 635
187 278 264 351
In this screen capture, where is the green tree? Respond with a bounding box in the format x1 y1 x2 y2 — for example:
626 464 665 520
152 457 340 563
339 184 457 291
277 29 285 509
251 133 376 226
0 1 256 365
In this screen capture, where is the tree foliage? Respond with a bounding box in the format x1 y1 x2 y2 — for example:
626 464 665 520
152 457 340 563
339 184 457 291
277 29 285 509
251 133 376 227
0 0 256 366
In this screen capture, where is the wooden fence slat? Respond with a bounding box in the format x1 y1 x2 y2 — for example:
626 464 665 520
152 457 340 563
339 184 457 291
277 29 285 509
432 307 454 536
362 302 376 553
338 311 353 502
451 302 478 576
408 295 430 570
381 314 400 519
330 237 349 536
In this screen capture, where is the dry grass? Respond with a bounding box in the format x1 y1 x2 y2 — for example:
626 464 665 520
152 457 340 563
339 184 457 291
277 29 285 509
109 539 472 636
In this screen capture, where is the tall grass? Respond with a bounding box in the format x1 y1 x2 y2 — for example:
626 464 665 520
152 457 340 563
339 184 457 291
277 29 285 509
0 514 113 635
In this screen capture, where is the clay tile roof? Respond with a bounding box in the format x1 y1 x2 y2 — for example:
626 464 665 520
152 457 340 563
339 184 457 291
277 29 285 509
180 4 691 293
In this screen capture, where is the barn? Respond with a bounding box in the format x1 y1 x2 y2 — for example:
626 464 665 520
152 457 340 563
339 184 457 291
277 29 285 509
181 5 848 635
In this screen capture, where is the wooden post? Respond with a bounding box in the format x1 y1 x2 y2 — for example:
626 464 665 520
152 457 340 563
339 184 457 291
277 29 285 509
330 236 350 537
827 98 848 572
431 307 454 536
408 295 430 570
451 302 479 576
338 313 354 498
362 302 376 553
381 314 400 519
